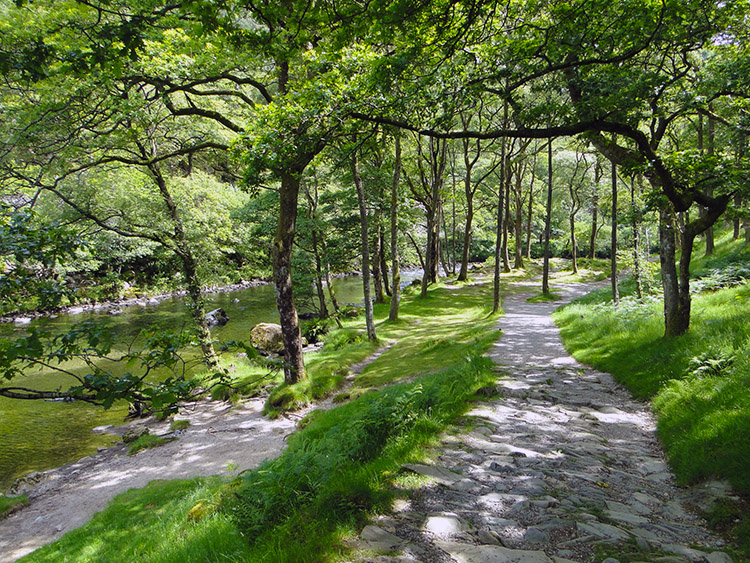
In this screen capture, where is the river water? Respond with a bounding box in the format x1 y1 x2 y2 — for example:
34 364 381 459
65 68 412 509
0 273 420 490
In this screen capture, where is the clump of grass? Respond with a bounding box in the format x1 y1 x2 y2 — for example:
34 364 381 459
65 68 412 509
0 494 29 519
169 419 190 432
128 434 175 456
527 292 562 303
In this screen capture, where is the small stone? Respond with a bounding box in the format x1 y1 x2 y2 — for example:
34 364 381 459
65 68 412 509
122 427 149 443
476 529 503 546
602 559 621 563
402 464 462 486
423 513 469 536
523 527 549 544
605 510 649 525
360 525 405 552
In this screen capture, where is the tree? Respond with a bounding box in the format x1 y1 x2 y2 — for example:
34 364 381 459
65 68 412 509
352 0 748 336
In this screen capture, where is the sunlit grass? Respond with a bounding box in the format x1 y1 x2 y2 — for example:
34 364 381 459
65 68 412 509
22 478 251 563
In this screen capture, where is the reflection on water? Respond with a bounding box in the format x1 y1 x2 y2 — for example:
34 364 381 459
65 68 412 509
0 272 421 489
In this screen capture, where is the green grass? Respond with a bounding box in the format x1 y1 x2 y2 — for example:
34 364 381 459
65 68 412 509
21 274 509 563
554 234 750 557
0 494 29 519
169 419 190 432
526 292 562 303
128 434 175 455
22 478 252 563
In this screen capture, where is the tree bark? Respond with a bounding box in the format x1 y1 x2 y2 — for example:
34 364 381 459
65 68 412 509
352 149 377 341
389 133 402 321
542 140 553 295
631 176 643 299
525 156 536 260
502 165 512 273
588 160 601 259
148 161 220 371
611 161 619 304
493 104 509 313
513 161 525 269
273 172 307 384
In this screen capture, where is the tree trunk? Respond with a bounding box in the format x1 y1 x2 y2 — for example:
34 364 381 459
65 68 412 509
734 193 741 240
631 176 644 299
704 111 715 256
389 133 402 321
525 160 535 260
502 167 512 273
493 103 509 313
458 197 474 281
149 162 220 370
542 140 553 295
324 266 343 328
372 222 385 304
311 228 329 318
588 161 601 259
273 172 307 384
660 205 682 336
610 161 619 304
270 195 305 384
352 150 377 341
380 222 391 297
513 163 525 269
569 211 578 274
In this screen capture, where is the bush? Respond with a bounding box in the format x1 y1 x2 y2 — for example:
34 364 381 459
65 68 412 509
323 328 365 350
301 318 332 344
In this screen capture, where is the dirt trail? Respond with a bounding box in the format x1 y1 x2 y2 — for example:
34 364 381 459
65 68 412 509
0 398 297 561
0 338 396 562
352 279 734 562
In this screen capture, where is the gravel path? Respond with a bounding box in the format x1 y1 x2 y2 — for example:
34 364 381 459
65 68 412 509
0 397 297 561
353 280 734 563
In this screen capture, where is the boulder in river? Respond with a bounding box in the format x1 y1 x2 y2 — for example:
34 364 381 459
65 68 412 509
250 322 285 354
205 308 230 327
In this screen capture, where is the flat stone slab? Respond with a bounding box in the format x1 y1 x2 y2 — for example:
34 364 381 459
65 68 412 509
360 525 405 552
576 521 631 541
402 463 462 486
436 541 554 563
423 513 469 536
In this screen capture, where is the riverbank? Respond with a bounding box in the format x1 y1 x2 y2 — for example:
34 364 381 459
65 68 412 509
1 278 271 325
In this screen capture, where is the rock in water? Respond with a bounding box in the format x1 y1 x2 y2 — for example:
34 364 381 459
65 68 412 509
250 322 285 354
205 308 230 327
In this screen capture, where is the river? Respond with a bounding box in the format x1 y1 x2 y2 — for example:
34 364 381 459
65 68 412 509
0 272 421 491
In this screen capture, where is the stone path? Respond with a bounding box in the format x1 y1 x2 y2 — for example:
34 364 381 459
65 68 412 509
352 280 733 563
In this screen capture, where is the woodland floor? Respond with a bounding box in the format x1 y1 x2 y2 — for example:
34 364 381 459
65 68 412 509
349 279 735 563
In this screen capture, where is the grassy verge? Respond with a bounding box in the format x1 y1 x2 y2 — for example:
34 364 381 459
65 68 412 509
22 272 515 563
0 494 29 519
553 236 750 557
